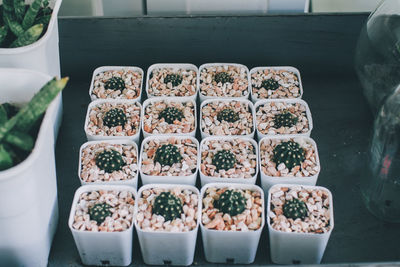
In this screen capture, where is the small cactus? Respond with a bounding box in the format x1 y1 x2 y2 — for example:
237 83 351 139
159 107 184 124
103 108 127 128
154 144 182 166
164 74 183 87
89 203 112 224
212 150 237 172
104 76 126 91
95 149 126 173
214 72 234 84
153 192 183 221
260 78 279 91
272 140 305 170
217 108 239 123
215 189 246 216
273 111 298 128
283 198 308 220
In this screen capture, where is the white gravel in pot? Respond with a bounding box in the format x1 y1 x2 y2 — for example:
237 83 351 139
148 67 197 97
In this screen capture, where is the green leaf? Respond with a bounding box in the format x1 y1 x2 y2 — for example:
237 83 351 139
13 0 26 22
0 25 8 46
0 144 13 171
10 23 43 48
0 105 7 125
22 0 42 30
5 131 34 151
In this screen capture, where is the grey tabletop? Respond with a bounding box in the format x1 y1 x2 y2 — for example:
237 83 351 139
49 14 400 266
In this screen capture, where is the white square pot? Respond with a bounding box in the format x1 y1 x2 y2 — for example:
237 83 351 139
200 183 265 264
89 66 144 102
198 63 251 103
254 98 313 140
139 136 199 186
146 63 198 101
142 97 197 138
78 140 139 189
268 0 310 13
199 136 258 187
259 135 321 194
68 184 137 266
267 184 334 264
136 184 201 266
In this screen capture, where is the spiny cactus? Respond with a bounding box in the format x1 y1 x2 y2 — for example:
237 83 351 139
159 107 184 124
260 78 279 91
215 189 246 216
153 192 183 221
164 74 183 87
95 149 126 173
214 72 234 84
154 144 182 166
212 150 237 172
217 108 239 123
104 76 125 91
283 198 308 220
273 111 298 128
272 140 305 170
89 203 112 224
103 108 127 128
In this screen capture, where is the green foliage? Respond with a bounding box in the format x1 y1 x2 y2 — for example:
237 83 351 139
159 107 184 124
22 0 42 30
215 189 246 216
260 78 279 91
95 149 126 173
283 198 308 220
212 150 237 172
89 203 112 225
10 23 43 48
273 111 298 128
154 144 182 166
164 74 183 87
103 108 127 128
214 72 233 84
272 140 305 170
104 76 125 91
152 192 183 221
217 108 239 123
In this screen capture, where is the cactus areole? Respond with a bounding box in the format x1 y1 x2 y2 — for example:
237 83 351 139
103 108 127 128
260 78 280 91
283 198 308 220
272 140 305 170
159 107 184 124
154 144 182 166
95 149 126 173
164 74 183 87
89 203 112 224
214 72 234 84
217 108 240 123
212 150 237 172
105 76 126 91
153 192 183 221
273 111 298 128
215 189 246 216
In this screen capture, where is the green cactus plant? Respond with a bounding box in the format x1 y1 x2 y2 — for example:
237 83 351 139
104 76 126 91
103 108 127 128
214 72 234 84
215 189 246 216
260 78 280 91
95 149 126 173
283 198 308 220
212 150 237 172
164 74 183 87
217 108 239 123
272 140 305 170
152 191 183 221
273 111 298 128
159 107 184 124
89 203 112 225
154 144 182 166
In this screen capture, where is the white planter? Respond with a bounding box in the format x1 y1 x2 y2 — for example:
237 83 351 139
200 98 256 139
78 140 139 189
146 63 198 101
259 135 321 194
200 183 265 264
249 66 304 103
142 97 197 138
268 0 309 13
0 69 59 266
139 136 199 186
199 136 258 187
68 184 137 266
198 63 251 103
136 184 201 266
267 184 334 264
254 98 313 140
84 99 142 145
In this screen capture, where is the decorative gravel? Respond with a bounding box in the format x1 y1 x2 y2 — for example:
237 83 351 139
148 67 197 97
136 187 199 232
72 190 135 232
269 185 331 233
202 187 263 231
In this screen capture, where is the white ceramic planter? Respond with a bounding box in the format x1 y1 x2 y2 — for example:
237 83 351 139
0 69 59 266
200 183 265 264
78 140 139 189
68 184 137 266
267 184 334 264
268 0 309 13
200 98 256 139
84 99 142 144
198 63 251 103
146 63 198 101
199 136 258 187
259 135 321 194
139 136 199 186
249 66 304 103
254 98 313 140
89 66 144 102
136 184 201 266
141 97 197 138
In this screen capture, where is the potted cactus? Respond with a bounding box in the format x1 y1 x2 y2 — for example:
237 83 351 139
135 184 200 266
267 184 334 264
200 183 264 264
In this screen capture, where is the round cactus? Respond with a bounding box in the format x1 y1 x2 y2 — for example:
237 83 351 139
214 72 234 84
215 189 246 216
154 144 182 166
153 192 183 221
164 74 183 87
283 198 308 220
95 149 126 173
103 108 127 128
260 78 279 91
217 108 240 123
212 150 237 172
272 140 305 170
105 76 126 91
159 107 184 124
89 203 112 224
273 111 298 128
